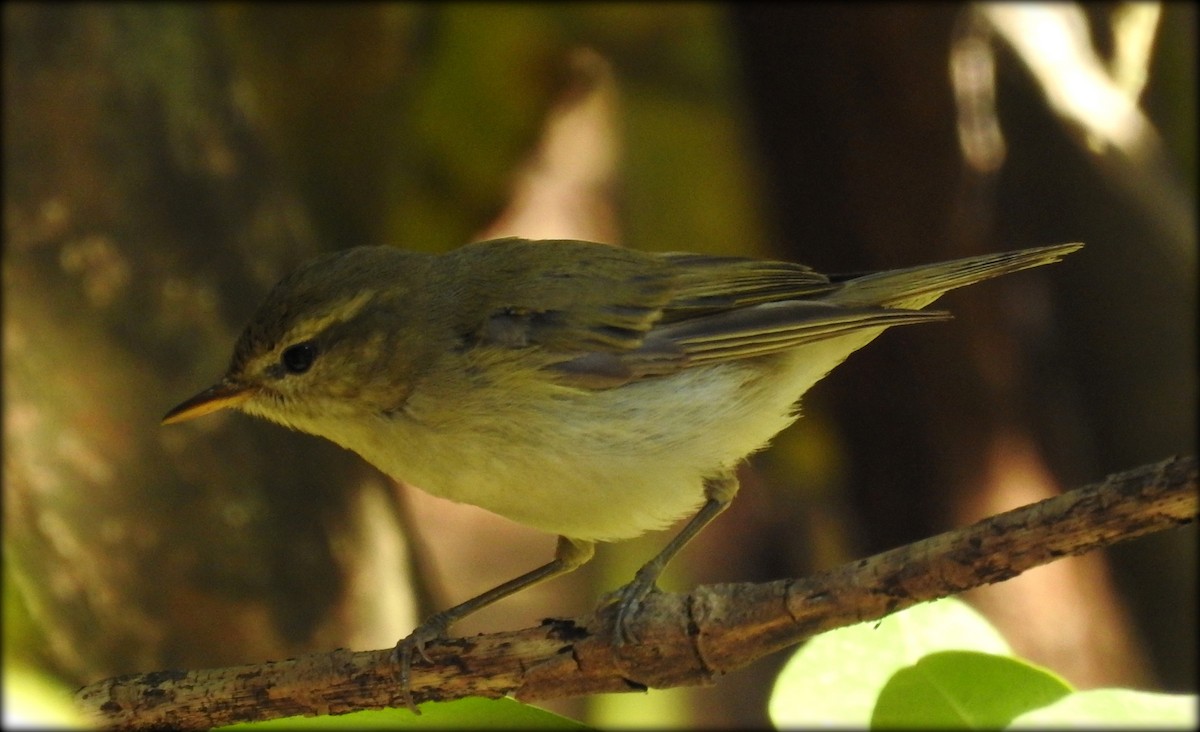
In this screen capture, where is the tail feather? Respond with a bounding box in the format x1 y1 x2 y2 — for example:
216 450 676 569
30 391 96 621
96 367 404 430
826 242 1084 310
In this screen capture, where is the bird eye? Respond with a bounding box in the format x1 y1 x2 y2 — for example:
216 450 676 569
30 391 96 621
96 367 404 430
281 342 317 374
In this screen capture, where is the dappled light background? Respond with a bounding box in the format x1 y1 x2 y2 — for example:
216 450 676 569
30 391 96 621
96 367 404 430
4 4 1194 727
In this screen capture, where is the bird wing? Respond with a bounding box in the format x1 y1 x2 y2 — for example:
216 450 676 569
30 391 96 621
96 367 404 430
654 252 837 318
547 300 947 388
455 238 677 353
456 239 949 390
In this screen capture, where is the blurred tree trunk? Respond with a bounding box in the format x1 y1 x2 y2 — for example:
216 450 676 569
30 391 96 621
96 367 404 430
4 4 417 682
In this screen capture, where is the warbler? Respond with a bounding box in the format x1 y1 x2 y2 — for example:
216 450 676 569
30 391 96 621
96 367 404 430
163 237 1081 705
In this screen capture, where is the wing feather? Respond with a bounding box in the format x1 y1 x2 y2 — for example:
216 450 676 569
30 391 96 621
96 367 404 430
455 239 952 390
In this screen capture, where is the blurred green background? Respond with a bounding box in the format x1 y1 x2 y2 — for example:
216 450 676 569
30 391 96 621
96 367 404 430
4 3 1195 727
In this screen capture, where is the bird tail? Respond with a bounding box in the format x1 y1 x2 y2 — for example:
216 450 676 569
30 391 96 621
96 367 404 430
824 242 1083 310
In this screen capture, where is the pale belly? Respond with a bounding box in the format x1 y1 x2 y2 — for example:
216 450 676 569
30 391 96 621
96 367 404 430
328 332 882 542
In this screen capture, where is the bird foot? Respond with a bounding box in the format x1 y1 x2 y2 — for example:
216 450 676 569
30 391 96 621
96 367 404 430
391 613 452 714
605 571 661 647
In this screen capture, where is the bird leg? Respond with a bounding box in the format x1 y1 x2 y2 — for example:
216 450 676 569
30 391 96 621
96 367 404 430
392 535 594 713
610 471 738 645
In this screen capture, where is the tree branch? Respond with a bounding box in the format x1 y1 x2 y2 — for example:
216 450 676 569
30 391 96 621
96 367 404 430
76 455 1197 729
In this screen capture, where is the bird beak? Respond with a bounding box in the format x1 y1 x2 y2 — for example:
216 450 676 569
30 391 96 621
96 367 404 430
162 379 255 425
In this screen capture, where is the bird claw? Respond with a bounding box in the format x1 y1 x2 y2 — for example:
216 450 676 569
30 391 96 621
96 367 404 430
608 573 660 647
391 614 451 714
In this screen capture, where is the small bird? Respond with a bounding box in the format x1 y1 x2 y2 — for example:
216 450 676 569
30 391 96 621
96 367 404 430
163 237 1081 707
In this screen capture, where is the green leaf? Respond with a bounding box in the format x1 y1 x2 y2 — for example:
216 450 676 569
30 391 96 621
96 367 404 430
216 697 587 730
769 597 1012 727
870 650 1072 729
1009 688 1198 729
